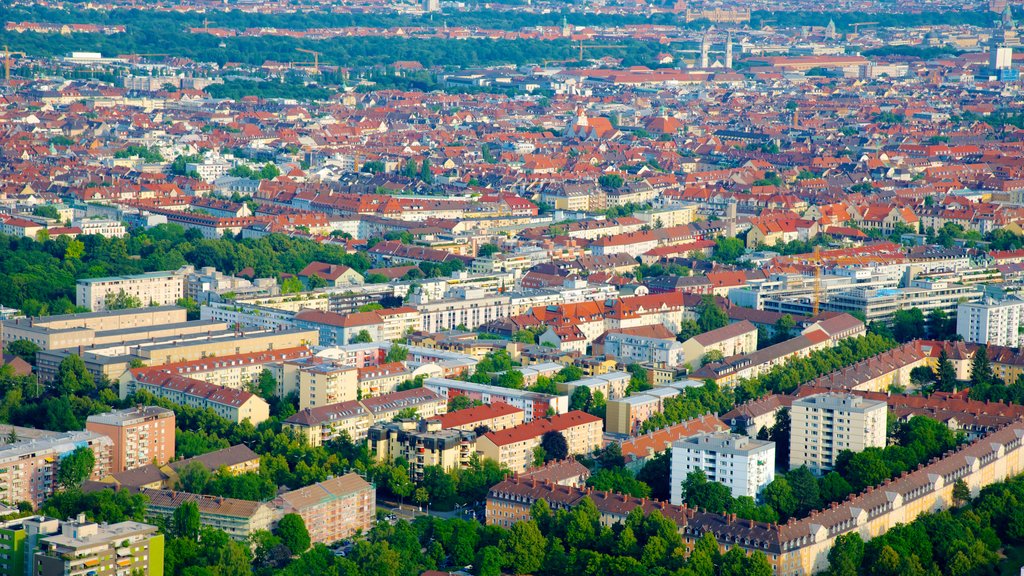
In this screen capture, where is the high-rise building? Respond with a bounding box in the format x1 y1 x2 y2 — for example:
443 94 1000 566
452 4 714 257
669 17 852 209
86 406 176 473
790 393 887 473
957 297 1024 347
670 432 775 502
0 432 113 507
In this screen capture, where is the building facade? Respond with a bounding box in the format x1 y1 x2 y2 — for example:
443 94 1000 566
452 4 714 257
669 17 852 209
85 406 176 473
670 432 775 502
790 393 887 473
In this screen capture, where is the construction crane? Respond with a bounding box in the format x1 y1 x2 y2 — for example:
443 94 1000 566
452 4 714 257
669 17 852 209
297 48 322 74
576 39 626 62
2 46 25 88
851 22 879 34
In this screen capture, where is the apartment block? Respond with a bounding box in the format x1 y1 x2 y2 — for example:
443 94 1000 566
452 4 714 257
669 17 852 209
76 271 185 311
277 474 375 545
790 393 887 473
956 297 1024 347
86 406 176 473
670 432 775 502
33 516 163 576
555 372 631 401
367 420 477 480
140 489 277 541
122 370 270 424
0 431 113 507
681 320 758 368
429 402 525 432
605 387 681 435
476 411 603 474
424 378 568 422
283 388 447 446
598 327 685 368
0 306 187 352
126 346 311 391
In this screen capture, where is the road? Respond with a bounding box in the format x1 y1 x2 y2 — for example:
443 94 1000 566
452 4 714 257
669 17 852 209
375 498 481 523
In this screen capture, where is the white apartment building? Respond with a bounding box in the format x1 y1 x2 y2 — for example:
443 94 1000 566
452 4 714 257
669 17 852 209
186 156 233 182
790 393 887 473
416 291 512 333
670 432 775 503
602 331 685 367
957 297 1024 347
76 271 185 311
73 219 128 238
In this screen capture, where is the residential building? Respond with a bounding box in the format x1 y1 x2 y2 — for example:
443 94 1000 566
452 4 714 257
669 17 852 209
429 402 525 432
0 306 187 353
596 325 685 368
555 372 631 401
85 406 176 473
721 395 795 438
367 420 477 480
276 474 375 545
76 271 185 311
140 489 278 541
121 370 270 424
790 393 887 473
605 387 681 435
0 431 113 506
424 378 568 421
956 297 1024 347
297 262 364 288
283 388 447 446
619 415 729 468
476 411 603 473
126 347 311 391
33 517 163 576
486 419 1024 575
681 320 758 368
670 432 775 502
167 445 261 477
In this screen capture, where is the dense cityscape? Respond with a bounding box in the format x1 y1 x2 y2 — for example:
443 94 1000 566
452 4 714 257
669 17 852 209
2 0 1024 575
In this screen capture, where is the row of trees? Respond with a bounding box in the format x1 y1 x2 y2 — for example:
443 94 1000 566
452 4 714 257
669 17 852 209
0 226 373 316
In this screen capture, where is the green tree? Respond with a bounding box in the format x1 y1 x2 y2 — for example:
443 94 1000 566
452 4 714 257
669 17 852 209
5 340 40 365
352 330 374 344
276 513 311 555
676 319 701 342
970 345 993 388
569 386 593 412
714 236 746 263
57 447 95 490
682 470 733 514
952 479 970 506
176 297 201 320
103 289 142 310
820 471 853 504
281 277 304 294
172 500 201 540
477 243 500 257
827 532 865 576
253 369 277 399
786 466 821 516
475 546 504 576
420 159 433 184
384 344 409 363
697 295 729 332
762 477 797 520
934 349 958 392
599 174 624 189
540 431 568 462
501 521 545 574
892 308 925 342
55 354 95 396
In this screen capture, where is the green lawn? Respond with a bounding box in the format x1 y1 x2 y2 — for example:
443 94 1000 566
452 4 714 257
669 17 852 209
999 544 1024 576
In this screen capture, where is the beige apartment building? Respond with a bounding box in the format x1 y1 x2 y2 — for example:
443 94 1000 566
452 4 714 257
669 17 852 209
284 388 448 446
86 406 176 473
300 363 359 410
790 392 887 473
681 320 758 368
0 306 187 352
367 419 477 480
277 474 375 545
0 431 113 506
76 271 185 311
137 346 312 390
123 370 270 424
476 411 603 473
